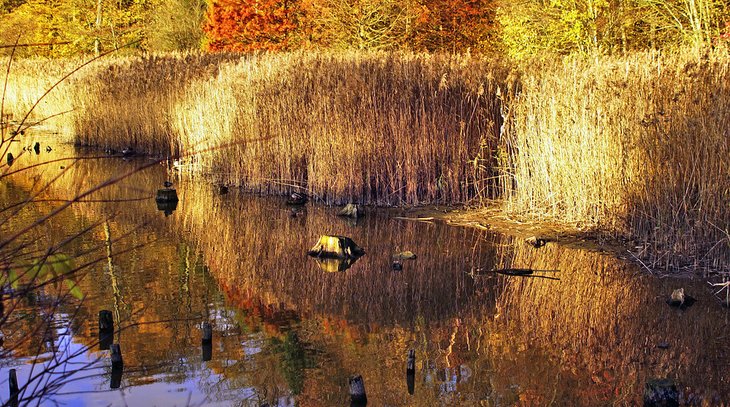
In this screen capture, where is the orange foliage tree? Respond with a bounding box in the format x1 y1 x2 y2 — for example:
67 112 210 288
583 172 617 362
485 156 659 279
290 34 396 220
203 0 304 51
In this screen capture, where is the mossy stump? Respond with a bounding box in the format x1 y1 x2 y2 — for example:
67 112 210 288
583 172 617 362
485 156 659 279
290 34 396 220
308 236 364 259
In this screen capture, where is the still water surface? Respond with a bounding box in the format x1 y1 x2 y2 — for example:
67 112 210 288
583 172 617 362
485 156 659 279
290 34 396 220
1 138 729 406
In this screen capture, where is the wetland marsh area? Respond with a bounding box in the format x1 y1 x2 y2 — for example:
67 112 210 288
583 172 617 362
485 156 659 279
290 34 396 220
1 49 729 406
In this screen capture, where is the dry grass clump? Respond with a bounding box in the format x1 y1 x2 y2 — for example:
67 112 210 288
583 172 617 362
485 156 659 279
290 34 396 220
502 50 730 271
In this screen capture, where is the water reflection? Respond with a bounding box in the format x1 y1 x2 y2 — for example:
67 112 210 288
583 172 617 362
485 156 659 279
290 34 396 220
1 136 729 405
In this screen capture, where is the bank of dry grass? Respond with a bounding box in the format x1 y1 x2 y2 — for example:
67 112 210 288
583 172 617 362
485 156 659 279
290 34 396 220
503 51 730 271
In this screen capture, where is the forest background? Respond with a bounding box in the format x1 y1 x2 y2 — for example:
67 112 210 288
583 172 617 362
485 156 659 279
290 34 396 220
1 0 729 58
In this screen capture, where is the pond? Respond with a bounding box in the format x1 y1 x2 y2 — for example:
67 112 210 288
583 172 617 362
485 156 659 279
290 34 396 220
1 136 729 406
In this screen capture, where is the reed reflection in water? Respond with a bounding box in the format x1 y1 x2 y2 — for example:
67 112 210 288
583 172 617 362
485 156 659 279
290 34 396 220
1 137 728 405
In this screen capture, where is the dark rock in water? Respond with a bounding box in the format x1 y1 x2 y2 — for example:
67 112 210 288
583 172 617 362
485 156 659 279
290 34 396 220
6 153 13 166
338 203 365 218
218 185 229 195
666 288 696 309
33 142 40 155
308 235 364 259
525 236 548 248
392 261 403 271
644 378 679 407
393 251 417 260
286 191 308 205
657 342 670 350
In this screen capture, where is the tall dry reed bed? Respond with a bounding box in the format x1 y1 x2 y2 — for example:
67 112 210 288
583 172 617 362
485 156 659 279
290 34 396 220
46 52 504 205
503 51 730 271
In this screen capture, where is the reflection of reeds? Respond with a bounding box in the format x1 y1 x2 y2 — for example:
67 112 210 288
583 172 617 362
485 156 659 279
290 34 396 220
493 240 730 404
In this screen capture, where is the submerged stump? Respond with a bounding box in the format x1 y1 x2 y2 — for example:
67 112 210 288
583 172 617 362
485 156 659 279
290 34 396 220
308 236 365 259
338 203 365 218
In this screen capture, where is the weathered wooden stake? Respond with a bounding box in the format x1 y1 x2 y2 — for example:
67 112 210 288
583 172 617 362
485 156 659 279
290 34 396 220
406 349 416 374
110 343 124 370
9 369 19 406
110 367 123 389
406 349 416 395
349 375 367 406
202 342 212 362
202 322 213 345
99 310 114 333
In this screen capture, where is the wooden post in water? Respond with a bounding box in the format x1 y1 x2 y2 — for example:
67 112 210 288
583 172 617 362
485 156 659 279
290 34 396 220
406 349 416 373
110 344 124 370
99 310 114 350
406 349 415 395
202 322 213 361
349 375 367 406
99 310 114 332
202 322 213 345
9 369 19 406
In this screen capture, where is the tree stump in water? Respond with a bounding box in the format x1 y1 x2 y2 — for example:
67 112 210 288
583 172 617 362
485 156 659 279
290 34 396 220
338 203 365 218
308 236 365 259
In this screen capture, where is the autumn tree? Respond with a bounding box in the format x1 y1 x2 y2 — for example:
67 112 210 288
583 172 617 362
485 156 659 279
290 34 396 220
410 0 496 53
203 0 303 51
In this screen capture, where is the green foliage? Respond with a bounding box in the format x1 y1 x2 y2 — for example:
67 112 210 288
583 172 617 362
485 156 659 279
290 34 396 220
2 253 83 299
0 0 151 56
146 0 207 51
497 0 730 60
